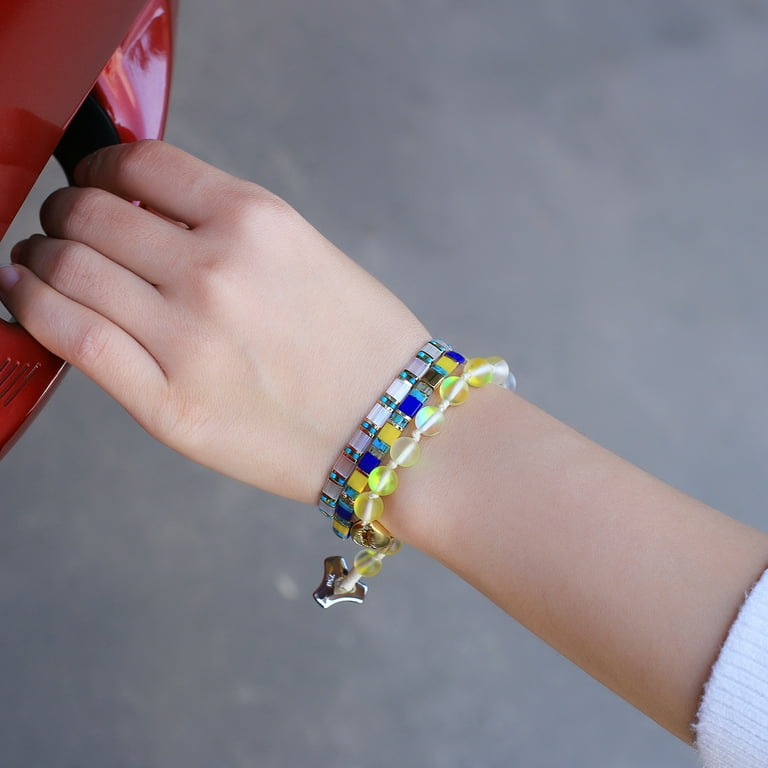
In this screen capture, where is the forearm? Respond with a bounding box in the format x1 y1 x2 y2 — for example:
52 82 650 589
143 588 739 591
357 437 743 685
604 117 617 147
383 385 768 743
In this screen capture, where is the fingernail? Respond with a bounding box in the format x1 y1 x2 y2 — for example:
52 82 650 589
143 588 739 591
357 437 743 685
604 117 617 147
0 265 20 295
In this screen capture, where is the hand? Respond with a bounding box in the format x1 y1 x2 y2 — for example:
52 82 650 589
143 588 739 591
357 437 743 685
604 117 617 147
0 140 428 501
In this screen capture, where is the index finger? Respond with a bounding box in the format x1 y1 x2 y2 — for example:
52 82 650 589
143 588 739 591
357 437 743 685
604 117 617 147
74 140 239 227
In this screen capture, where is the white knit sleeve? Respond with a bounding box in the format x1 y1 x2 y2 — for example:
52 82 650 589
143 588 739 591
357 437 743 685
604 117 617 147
695 567 768 767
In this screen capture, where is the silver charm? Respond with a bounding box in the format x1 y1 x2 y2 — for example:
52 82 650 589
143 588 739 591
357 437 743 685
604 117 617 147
313 556 367 608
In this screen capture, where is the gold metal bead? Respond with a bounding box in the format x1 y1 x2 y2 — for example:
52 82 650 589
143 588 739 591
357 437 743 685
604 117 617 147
351 520 394 551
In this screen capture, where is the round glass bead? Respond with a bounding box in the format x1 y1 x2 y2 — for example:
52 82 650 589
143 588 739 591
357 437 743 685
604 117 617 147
368 465 398 496
463 357 494 387
351 520 393 550
413 405 444 436
487 356 510 387
439 375 469 406
353 491 384 524
384 539 402 557
390 436 421 467
354 549 383 578
504 372 517 392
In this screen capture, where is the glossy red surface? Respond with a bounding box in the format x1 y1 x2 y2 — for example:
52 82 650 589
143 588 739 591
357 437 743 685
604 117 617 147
0 0 175 459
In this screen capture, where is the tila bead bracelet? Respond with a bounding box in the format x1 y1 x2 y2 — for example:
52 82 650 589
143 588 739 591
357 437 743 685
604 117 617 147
313 343 516 607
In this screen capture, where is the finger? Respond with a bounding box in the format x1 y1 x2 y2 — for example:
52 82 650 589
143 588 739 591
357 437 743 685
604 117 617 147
0 264 168 424
39 186 189 286
75 140 244 228
13 234 169 351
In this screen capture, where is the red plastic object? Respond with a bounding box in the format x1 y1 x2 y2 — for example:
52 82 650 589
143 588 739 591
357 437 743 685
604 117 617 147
0 0 176 459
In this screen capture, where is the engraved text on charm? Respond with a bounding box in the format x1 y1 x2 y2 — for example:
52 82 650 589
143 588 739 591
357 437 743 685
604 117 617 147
313 556 367 608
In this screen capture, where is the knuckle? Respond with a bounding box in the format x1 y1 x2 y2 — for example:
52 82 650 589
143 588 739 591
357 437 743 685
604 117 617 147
110 139 162 180
70 320 110 368
226 184 294 233
47 242 90 292
48 187 105 234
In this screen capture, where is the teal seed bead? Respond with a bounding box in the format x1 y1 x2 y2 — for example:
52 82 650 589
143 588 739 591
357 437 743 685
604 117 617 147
439 375 469 405
368 465 399 496
354 549 383 578
353 491 384 524
390 436 421 467
414 405 445 436
463 357 494 387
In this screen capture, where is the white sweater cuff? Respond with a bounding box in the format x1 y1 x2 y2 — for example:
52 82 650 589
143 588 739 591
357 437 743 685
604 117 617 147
695 567 768 767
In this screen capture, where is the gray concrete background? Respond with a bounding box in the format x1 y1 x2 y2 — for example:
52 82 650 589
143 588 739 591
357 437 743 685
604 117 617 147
2 1 768 765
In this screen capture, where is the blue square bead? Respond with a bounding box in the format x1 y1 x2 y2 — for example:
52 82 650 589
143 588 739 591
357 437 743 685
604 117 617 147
358 451 382 475
335 500 354 524
446 350 466 364
399 394 423 418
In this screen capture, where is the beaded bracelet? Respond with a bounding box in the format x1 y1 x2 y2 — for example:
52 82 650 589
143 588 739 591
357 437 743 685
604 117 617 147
318 339 454 521
313 349 516 608
331 347 466 540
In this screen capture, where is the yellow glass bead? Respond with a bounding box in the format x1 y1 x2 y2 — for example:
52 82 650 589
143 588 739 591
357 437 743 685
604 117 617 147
488 356 510 386
390 436 421 467
463 357 494 387
354 549 383 578
353 491 384 524
368 465 398 496
439 375 469 405
413 405 444 436
384 539 402 557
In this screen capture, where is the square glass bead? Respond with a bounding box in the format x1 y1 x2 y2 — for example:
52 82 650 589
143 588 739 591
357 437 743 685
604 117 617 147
358 451 382 475
323 479 344 500
405 357 429 378
391 411 410 429
414 380 434 398
367 403 393 429
422 342 444 360
399 394 424 418
348 429 372 456
377 423 402 447
319 500 336 518
371 437 390 456
332 454 355 479
332 520 351 539
435 355 459 374
334 502 354 524
422 367 446 388
385 377 412 403
446 350 466 364
346 469 368 493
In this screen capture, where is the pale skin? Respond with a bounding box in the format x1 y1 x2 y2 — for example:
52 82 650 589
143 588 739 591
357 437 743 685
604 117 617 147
0 141 766 746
